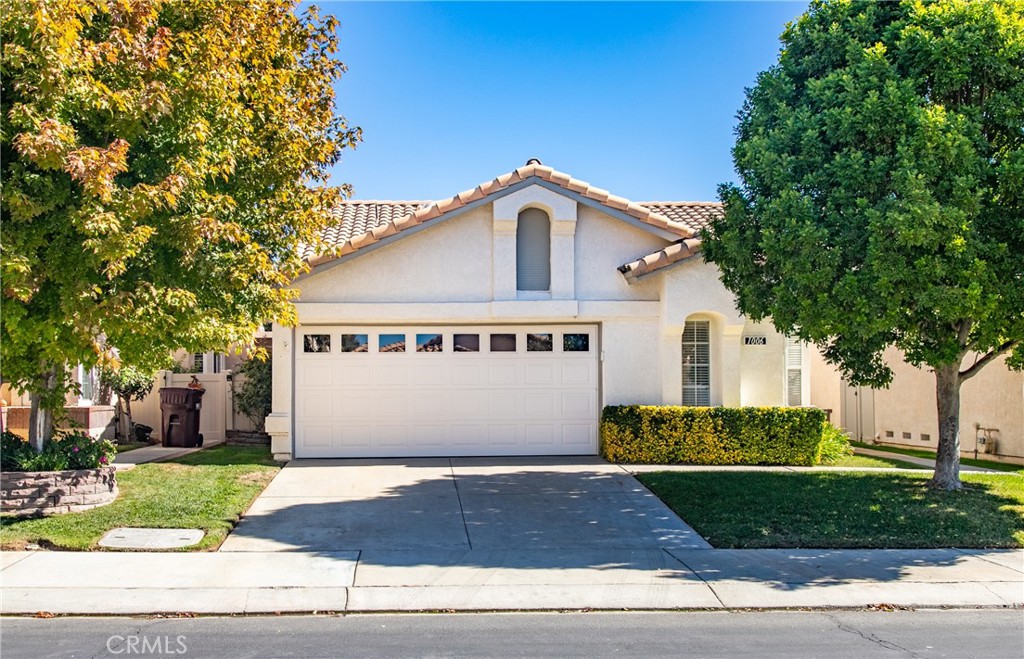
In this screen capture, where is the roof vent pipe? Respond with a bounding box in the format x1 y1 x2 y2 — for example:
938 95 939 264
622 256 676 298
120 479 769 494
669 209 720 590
526 158 543 165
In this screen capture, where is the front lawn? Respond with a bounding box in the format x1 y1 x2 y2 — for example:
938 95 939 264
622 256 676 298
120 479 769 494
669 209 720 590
0 446 280 551
639 471 1024 549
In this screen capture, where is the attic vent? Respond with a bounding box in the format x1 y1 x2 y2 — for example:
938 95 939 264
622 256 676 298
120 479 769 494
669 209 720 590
526 158 543 165
516 208 551 291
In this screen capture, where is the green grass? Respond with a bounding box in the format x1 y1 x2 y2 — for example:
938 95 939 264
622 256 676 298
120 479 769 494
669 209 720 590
829 454 928 470
639 471 1024 549
0 446 280 551
852 441 1024 474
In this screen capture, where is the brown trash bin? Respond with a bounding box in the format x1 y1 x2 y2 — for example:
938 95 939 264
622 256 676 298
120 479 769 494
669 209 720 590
160 387 205 448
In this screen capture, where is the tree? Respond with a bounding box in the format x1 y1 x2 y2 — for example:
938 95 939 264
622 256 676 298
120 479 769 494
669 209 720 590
1 0 360 451
99 364 154 441
703 0 1023 490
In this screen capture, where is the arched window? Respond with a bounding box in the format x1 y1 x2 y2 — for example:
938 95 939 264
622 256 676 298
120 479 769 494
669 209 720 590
516 208 551 291
682 320 711 405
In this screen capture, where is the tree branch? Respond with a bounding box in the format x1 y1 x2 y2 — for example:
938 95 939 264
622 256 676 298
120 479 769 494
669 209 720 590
960 340 1020 382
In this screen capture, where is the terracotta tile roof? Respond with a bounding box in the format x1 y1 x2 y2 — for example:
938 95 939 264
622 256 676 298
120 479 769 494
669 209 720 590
305 163 715 269
635 201 722 232
617 238 704 281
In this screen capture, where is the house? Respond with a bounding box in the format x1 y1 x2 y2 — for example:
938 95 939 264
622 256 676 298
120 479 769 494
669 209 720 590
265 160 810 461
811 349 1024 465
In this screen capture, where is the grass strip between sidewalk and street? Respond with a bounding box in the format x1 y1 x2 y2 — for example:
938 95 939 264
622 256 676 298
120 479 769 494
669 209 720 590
0 445 280 551
851 441 1024 474
639 471 1024 549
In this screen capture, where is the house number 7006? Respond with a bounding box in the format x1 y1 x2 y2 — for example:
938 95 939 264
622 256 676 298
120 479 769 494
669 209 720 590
744 336 767 346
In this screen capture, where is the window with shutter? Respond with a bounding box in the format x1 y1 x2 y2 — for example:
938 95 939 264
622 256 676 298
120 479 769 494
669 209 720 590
786 336 803 406
516 208 551 291
682 320 711 405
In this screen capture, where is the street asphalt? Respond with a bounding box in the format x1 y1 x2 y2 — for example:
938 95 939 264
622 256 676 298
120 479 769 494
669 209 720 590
3 610 1023 659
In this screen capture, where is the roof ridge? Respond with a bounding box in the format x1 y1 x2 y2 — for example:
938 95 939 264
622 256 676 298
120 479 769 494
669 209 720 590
639 200 722 206
338 199 433 204
308 163 703 269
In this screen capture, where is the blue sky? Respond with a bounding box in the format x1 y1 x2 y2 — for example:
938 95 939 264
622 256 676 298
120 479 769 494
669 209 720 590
318 2 806 202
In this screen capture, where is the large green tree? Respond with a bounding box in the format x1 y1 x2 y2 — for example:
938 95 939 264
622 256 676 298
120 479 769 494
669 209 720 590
704 0 1023 490
1 0 359 450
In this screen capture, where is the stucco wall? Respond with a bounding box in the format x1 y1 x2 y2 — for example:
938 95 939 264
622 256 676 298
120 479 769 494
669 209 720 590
808 349 843 424
601 318 663 405
575 206 662 302
298 206 494 304
739 320 788 406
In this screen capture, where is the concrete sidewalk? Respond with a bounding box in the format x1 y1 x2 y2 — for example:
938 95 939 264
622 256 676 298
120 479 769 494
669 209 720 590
2 547 1021 614
852 446 998 472
113 439 224 471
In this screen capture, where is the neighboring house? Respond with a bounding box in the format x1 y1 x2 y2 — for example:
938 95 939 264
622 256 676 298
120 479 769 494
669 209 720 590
265 161 810 461
811 349 1024 465
1 366 115 439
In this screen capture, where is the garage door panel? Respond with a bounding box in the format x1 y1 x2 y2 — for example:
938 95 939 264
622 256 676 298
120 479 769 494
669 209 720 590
561 392 593 416
562 424 594 446
488 424 518 445
371 395 407 419
524 363 555 385
524 392 555 417
301 394 334 419
487 363 517 385
374 425 410 447
525 424 555 445
294 324 598 458
451 425 485 446
338 425 371 448
488 392 518 416
339 394 372 419
561 362 592 386
337 365 371 386
410 392 449 419
299 364 334 387
373 365 409 386
452 364 482 386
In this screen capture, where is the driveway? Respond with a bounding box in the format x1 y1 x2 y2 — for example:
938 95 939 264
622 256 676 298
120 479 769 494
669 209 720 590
219 457 710 554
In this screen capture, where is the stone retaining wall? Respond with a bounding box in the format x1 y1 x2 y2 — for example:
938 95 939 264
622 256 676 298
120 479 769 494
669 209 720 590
225 429 271 446
1 466 118 516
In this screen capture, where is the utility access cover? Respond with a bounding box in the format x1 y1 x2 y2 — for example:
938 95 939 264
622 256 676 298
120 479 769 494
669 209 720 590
99 528 205 549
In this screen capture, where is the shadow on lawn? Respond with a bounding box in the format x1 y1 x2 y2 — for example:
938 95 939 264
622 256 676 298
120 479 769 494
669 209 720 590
219 458 1023 590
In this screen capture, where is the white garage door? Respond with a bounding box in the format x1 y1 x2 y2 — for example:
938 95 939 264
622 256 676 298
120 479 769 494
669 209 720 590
293 325 599 458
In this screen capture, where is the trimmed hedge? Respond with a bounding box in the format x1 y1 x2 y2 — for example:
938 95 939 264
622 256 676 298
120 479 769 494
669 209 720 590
601 405 827 466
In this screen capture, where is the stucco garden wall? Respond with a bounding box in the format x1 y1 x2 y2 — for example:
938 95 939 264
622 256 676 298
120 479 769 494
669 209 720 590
811 347 1024 464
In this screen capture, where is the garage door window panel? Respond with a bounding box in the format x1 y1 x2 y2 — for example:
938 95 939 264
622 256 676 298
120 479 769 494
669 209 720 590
303 334 331 353
527 333 553 352
379 334 406 353
490 334 517 352
563 333 589 352
341 334 368 353
416 333 443 352
454 334 480 352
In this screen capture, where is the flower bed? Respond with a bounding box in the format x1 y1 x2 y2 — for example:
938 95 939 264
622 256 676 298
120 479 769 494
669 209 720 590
1 466 118 516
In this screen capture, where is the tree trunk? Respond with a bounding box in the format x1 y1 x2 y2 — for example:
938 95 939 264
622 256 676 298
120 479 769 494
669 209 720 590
931 364 963 490
115 397 133 441
27 367 58 453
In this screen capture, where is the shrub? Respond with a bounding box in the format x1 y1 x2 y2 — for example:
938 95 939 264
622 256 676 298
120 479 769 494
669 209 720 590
817 422 854 465
233 355 272 432
601 405 827 466
0 430 116 472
